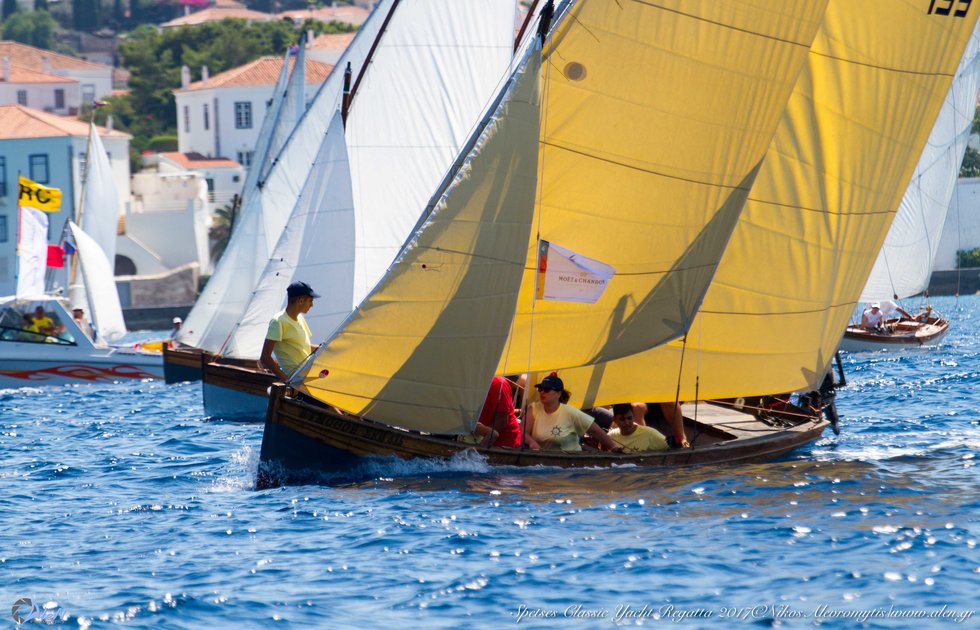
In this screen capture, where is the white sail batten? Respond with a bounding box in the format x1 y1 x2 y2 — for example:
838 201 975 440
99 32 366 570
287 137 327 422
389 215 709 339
177 0 394 353
225 112 355 359
69 221 126 344
346 0 518 308
860 24 980 303
294 42 541 434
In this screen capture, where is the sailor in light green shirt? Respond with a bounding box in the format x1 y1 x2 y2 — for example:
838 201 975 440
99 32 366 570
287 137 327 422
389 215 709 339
260 281 320 380
607 403 669 453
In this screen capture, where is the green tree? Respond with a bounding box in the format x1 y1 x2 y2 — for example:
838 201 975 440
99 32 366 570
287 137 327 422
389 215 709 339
1 9 58 49
960 146 980 178
2 0 18 20
72 0 100 31
210 194 241 263
956 247 980 268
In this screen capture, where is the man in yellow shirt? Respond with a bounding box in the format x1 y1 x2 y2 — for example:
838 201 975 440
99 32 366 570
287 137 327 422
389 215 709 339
607 403 669 453
31 306 56 336
260 281 320 380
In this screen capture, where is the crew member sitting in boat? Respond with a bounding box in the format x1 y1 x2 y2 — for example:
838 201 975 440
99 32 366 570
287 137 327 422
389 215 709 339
71 306 94 340
31 306 56 336
471 375 522 448
606 403 668 453
260 281 320 381
523 373 623 453
861 302 885 331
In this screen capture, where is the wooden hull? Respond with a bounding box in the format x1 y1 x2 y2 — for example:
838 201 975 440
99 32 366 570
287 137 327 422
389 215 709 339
839 316 949 352
259 386 829 485
163 346 207 384
201 361 274 421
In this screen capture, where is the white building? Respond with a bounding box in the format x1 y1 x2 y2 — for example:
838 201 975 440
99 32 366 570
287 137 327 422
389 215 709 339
934 176 980 271
173 56 333 166
0 57 80 115
157 151 243 213
0 41 114 103
0 105 130 296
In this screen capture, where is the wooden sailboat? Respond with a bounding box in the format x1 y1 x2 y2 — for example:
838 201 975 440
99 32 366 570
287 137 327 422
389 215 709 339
511 0 979 410
164 41 316 383
200 0 520 419
839 21 980 352
259 0 838 480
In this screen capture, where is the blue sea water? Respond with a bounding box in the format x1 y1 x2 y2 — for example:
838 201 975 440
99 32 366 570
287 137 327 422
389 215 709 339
1 296 978 629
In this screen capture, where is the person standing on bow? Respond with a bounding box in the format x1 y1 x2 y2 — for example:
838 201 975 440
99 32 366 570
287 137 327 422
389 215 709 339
260 281 320 381
523 373 623 453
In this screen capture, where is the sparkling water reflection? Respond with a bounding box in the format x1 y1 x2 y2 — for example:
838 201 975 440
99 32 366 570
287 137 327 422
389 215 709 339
0 295 977 627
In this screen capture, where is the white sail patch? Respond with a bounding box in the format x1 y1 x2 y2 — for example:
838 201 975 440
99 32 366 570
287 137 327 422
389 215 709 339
536 240 615 304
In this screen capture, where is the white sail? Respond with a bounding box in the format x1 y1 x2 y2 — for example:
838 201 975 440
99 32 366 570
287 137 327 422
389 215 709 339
69 221 126 343
294 40 542 433
224 112 354 359
263 44 308 183
217 0 517 360
860 24 980 303
346 0 517 307
177 0 395 353
79 123 120 269
239 49 292 202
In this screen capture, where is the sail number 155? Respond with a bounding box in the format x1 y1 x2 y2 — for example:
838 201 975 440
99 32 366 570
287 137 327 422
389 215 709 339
928 0 972 16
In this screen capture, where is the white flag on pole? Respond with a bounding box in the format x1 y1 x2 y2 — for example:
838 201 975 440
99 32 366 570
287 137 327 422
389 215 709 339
536 240 615 304
16 206 50 300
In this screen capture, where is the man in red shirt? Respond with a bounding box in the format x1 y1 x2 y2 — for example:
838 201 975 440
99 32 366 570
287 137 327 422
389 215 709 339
474 376 522 448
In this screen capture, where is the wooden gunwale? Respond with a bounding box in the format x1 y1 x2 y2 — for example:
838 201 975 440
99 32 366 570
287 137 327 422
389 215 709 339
265 386 829 470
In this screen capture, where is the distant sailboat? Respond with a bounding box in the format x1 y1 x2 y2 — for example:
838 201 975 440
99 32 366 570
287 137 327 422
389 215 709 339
166 6 397 383
839 22 980 352
259 0 836 479
199 0 519 419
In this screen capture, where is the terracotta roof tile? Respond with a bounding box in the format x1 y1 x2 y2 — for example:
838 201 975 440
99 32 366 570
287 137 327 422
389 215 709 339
161 7 275 28
281 6 370 25
0 40 111 72
160 151 241 169
1 62 77 84
0 104 127 139
177 56 333 92
310 32 357 50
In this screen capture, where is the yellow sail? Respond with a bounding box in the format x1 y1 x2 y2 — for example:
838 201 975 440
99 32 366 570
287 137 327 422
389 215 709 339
292 43 543 433
555 0 980 407
496 0 828 373
294 0 829 433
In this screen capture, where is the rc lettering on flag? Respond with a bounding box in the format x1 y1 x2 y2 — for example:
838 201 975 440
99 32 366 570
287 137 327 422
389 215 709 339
18 176 62 212
536 240 614 304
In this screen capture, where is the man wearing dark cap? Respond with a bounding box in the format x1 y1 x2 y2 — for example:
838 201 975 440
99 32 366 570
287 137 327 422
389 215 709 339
260 281 321 380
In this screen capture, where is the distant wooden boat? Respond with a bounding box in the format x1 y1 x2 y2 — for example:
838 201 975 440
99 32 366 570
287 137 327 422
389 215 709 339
202 361 273 420
259 385 829 485
163 346 257 384
839 314 949 352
